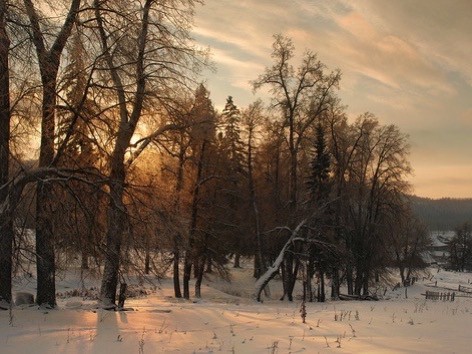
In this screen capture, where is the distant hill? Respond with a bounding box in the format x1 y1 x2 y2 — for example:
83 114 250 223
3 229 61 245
409 195 472 231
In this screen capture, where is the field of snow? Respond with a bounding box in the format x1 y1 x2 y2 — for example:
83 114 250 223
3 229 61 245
2 264 472 353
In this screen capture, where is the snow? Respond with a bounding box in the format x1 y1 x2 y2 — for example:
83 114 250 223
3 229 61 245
2 264 472 353
429 230 454 247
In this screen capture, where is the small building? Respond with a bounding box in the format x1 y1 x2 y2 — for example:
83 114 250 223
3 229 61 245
425 230 454 266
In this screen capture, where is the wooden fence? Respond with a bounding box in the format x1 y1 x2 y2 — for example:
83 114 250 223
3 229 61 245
458 285 472 293
424 291 455 301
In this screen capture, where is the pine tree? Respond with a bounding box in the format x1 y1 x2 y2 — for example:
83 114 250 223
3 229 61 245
308 123 331 203
220 96 246 267
221 96 245 173
306 123 332 302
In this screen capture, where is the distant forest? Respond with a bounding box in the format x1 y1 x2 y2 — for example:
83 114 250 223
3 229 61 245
410 196 472 231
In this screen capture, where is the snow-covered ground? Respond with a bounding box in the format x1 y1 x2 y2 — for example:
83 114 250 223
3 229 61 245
2 264 472 353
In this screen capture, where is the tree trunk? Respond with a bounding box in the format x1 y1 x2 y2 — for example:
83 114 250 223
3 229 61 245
24 0 81 309
318 271 325 302
194 255 205 298
0 0 12 305
282 257 294 301
287 257 301 301
35 75 57 308
172 248 181 298
354 260 364 296
362 270 369 296
233 253 241 268
183 255 192 299
307 247 315 302
205 256 212 273
346 262 354 295
117 282 127 309
95 0 152 307
254 254 261 278
171 147 185 298
183 140 206 299
81 249 89 270
331 267 340 300
144 248 150 275
247 126 265 279
100 169 126 307
35 182 56 307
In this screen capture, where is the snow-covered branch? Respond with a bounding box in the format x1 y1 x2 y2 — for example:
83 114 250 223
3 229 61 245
255 218 307 302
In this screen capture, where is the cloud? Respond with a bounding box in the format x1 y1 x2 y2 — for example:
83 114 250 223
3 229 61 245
344 0 472 85
193 0 472 197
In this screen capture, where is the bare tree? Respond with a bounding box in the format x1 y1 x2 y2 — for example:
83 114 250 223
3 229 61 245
252 34 340 212
92 0 204 307
23 0 81 308
252 34 340 301
386 208 429 284
346 114 411 295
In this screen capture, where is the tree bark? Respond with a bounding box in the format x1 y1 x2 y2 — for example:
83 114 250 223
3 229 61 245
172 147 185 298
0 0 12 304
99 118 130 304
307 248 315 302
194 255 205 298
331 267 340 300
144 247 151 275
318 271 325 302
173 248 181 297
233 253 241 268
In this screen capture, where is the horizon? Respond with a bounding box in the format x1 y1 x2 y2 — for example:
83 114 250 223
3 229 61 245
193 0 472 199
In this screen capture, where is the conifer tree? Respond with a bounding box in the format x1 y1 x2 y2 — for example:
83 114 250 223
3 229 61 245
308 123 331 203
306 123 332 302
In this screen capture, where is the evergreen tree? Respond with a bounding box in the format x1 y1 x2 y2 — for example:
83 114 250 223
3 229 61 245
306 123 332 302
308 123 331 203
221 96 245 173
220 96 247 267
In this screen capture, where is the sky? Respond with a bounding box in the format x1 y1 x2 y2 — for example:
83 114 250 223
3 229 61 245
192 0 472 199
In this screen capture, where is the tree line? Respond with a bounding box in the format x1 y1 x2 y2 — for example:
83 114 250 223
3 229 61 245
410 195 472 231
0 0 429 309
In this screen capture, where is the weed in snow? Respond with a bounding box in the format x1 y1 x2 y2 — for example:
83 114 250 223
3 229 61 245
349 323 356 337
268 340 279 353
336 335 342 348
323 336 330 348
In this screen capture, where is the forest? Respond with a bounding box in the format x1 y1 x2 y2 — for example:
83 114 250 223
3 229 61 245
0 0 431 310
410 195 472 231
